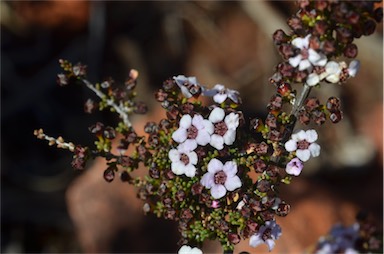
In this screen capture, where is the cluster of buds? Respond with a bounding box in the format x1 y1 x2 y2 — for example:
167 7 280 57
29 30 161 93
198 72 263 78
35 1 382 253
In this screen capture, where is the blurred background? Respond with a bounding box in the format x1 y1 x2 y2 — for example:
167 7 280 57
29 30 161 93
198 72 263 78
1 1 382 253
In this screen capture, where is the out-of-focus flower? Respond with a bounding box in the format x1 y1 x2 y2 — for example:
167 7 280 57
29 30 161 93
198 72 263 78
178 245 203 254
172 114 213 146
249 220 282 251
285 129 320 162
168 140 198 177
289 35 327 71
173 75 204 98
285 157 304 176
203 84 240 104
200 158 242 199
315 223 360 254
208 108 239 150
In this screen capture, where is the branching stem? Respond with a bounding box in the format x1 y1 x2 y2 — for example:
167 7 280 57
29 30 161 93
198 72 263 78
82 79 132 128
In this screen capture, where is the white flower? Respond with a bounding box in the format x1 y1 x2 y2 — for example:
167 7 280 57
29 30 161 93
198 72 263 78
203 84 240 104
306 73 321 86
178 245 203 254
249 220 282 251
289 35 327 71
172 114 214 146
168 140 198 177
173 75 204 98
285 129 321 162
200 158 242 199
325 61 346 83
208 107 239 150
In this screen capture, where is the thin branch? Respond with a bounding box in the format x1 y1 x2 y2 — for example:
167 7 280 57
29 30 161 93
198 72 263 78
82 79 132 128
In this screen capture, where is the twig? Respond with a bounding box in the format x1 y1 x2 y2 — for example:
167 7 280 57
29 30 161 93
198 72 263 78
82 79 132 128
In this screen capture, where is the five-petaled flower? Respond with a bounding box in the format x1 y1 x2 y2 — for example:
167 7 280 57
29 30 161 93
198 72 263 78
289 35 327 71
249 220 282 251
203 84 240 104
200 158 242 199
285 129 321 162
172 114 213 146
173 75 205 98
169 140 198 177
285 157 304 176
208 107 239 150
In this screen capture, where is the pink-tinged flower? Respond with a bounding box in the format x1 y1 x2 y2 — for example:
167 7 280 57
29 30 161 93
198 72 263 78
208 108 239 150
203 84 240 104
168 140 198 177
289 35 327 71
285 157 304 176
178 245 203 254
173 75 204 98
172 114 213 146
249 220 282 251
285 129 321 162
200 158 242 199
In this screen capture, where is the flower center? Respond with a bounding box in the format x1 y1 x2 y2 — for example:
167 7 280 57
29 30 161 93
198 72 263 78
187 125 198 139
214 121 228 136
180 153 190 165
301 48 309 60
262 228 272 241
297 140 310 150
214 170 227 185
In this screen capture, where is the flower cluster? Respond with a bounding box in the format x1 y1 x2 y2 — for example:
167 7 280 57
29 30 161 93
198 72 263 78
313 212 383 254
34 1 382 253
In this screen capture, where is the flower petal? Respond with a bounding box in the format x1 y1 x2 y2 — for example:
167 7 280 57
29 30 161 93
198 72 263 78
210 134 224 150
188 151 198 165
180 114 192 128
203 120 214 134
214 93 228 104
211 184 227 199
184 164 197 177
305 129 318 143
295 130 307 141
296 149 311 162
285 139 297 152
249 234 263 248
207 158 223 173
291 36 308 49
168 149 180 162
348 60 360 77
298 59 311 71
225 175 242 191
172 128 187 143
178 139 197 152
209 107 225 123
192 114 204 130
224 113 239 129
222 161 237 177
171 161 185 175
195 130 211 146
309 143 321 157
223 130 236 146
265 239 276 252
288 54 302 68
306 73 320 86
200 172 214 189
